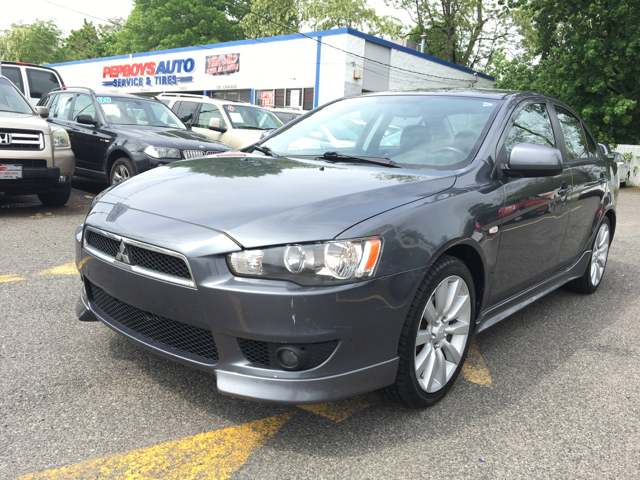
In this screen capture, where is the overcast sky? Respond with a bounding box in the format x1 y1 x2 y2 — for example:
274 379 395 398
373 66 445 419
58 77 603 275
1 0 410 38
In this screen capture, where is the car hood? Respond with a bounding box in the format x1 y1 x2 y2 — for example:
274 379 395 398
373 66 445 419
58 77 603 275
0 111 49 132
98 156 456 248
111 125 230 150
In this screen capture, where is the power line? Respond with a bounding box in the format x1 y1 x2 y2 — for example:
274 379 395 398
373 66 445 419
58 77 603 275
40 0 123 27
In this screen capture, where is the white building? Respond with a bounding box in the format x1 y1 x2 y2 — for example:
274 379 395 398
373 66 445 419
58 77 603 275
48 28 494 110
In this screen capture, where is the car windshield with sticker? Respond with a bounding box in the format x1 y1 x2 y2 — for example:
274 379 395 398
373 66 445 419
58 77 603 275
98 97 184 128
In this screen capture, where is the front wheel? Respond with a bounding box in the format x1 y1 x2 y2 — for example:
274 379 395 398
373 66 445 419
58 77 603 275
565 217 610 294
110 157 135 185
387 255 475 408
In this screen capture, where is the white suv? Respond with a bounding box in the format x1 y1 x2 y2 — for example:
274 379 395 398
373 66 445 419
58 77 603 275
157 94 284 149
1 62 64 106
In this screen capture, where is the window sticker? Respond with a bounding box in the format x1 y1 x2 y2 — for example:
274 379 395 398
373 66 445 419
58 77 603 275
97 97 112 103
229 112 244 123
101 104 120 116
227 105 234 111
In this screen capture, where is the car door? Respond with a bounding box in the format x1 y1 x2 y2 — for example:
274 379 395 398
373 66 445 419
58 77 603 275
46 92 75 130
552 105 609 266
489 101 573 305
68 94 110 172
193 103 232 144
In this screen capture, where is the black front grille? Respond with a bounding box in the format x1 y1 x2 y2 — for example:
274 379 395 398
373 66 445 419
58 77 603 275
86 230 120 257
89 282 218 362
0 159 47 167
238 338 338 370
128 245 191 279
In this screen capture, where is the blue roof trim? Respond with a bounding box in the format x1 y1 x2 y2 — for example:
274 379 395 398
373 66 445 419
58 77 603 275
45 27 494 81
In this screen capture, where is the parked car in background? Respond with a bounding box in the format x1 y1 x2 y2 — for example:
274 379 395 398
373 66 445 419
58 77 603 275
38 88 232 185
75 90 617 408
263 106 305 124
608 152 630 186
0 62 64 106
0 75 74 205
158 93 283 149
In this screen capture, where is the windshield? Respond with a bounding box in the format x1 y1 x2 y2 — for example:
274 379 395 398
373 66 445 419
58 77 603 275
263 95 502 169
223 105 284 130
99 97 185 128
0 78 33 114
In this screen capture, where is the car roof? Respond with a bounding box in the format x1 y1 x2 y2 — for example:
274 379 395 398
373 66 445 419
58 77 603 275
1 61 61 73
51 88 165 102
156 94 257 107
363 88 542 101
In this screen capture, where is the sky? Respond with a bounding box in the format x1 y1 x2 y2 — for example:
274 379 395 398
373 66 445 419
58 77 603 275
1 0 411 37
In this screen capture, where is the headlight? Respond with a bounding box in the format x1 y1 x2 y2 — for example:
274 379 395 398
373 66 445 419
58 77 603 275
227 237 382 285
144 145 181 159
52 128 71 148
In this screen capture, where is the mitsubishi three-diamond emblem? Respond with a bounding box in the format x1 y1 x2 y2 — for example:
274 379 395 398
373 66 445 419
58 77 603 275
114 240 131 264
0 133 11 145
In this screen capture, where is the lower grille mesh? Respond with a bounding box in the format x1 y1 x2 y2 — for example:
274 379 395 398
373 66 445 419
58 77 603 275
89 282 218 362
238 338 338 370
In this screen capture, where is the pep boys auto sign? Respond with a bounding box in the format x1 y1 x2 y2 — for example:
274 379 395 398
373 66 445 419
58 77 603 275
102 58 195 88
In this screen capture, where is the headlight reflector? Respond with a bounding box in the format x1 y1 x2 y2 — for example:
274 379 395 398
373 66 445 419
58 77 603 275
144 145 181 159
52 128 70 148
227 238 382 285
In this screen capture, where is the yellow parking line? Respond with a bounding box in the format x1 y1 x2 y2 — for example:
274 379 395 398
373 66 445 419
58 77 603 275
297 392 379 422
461 339 492 388
17 412 296 480
0 274 26 283
36 263 78 275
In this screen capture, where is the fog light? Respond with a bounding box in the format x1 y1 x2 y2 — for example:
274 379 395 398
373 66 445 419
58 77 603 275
59 175 69 182
275 346 309 371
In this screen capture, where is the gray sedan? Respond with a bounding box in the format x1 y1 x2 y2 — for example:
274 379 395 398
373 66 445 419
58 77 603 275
75 90 618 408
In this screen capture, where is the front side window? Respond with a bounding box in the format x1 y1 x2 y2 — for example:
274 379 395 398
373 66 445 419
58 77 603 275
222 105 283 130
0 77 33 114
197 104 223 129
263 95 501 169
555 106 588 161
3 66 24 94
72 95 97 122
175 101 199 124
503 103 556 157
26 68 60 99
50 93 74 119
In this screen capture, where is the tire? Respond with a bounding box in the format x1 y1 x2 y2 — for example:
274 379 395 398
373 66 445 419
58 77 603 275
110 157 135 185
37 182 71 206
621 172 630 187
565 217 611 294
386 255 476 408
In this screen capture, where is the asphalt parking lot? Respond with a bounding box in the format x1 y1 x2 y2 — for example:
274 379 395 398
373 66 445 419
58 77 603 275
2 183 639 479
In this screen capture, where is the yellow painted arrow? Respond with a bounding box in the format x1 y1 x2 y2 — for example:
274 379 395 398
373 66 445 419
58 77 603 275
461 339 492 388
0 274 26 283
17 412 296 480
37 263 78 275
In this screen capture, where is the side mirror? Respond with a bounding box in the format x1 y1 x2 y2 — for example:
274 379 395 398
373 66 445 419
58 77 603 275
35 106 49 118
208 117 227 133
77 114 98 127
598 142 610 155
506 143 563 177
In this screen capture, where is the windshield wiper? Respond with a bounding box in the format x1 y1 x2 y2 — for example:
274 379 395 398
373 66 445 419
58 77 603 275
249 144 280 157
318 151 399 168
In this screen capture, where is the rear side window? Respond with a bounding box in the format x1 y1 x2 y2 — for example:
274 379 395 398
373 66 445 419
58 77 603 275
26 68 60 99
175 101 199 124
72 94 97 122
555 106 588 161
503 103 556 156
50 93 74 119
197 104 223 129
3 66 24 94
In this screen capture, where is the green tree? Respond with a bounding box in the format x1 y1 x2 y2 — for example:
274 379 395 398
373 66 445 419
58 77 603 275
60 18 124 60
0 20 66 64
113 0 249 54
387 0 519 70
241 0 403 40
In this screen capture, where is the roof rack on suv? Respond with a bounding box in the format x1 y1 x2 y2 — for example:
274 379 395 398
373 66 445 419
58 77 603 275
156 93 209 100
51 86 96 95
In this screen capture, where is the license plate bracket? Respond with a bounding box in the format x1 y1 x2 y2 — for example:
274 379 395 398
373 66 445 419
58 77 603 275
0 165 23 179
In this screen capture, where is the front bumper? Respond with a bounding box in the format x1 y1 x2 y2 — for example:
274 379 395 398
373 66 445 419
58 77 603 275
75 215 420 404
0 166 62 195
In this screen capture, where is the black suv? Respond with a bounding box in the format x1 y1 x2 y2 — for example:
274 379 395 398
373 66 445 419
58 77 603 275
38 88 232 184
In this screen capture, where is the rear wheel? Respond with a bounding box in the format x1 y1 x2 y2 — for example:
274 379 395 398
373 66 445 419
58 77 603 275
387 255 475 408
565 217 610 294
110 157 135 185
37 182 71 206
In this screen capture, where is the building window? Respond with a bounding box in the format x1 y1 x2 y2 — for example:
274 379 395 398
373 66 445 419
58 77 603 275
303 88 314 110
275 89 285 107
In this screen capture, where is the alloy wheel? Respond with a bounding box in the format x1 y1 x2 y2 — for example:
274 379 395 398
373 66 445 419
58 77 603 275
414 275 471 393
590 223 610 286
